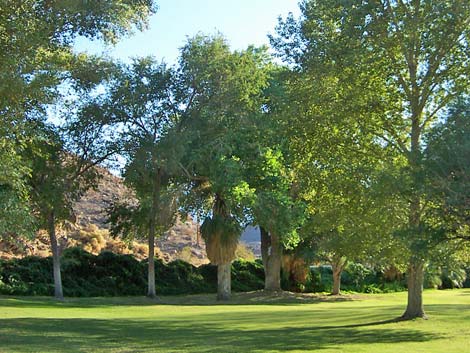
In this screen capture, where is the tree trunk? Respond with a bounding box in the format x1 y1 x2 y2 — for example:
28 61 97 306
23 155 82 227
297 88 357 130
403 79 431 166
217 262 231 301
401 199 427 319
331 256 346 296
147 167 161 298
147 227 156 298
401 189 427 318
261 227 282 292
402 259 427 319
332 269 342 296
48 211 63 300
399 76 428 318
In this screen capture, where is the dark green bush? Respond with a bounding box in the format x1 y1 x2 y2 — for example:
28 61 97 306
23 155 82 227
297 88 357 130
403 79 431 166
303 264 406 294
305 266 337 292
439 267 467 289
232 259 264 292
154 259 211 295
0 248 264 297
424 265 468 290
2 250 461 297
342 263 375 290
464 268 470 288
0 256 53 295
381 282 406 293
198 263 218 286
305 266 333 293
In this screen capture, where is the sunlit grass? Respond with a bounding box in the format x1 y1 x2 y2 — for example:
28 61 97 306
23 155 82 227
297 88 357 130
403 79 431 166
0 289 469 352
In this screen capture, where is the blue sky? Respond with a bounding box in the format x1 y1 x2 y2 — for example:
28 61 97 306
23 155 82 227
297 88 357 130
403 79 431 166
75 0 301 64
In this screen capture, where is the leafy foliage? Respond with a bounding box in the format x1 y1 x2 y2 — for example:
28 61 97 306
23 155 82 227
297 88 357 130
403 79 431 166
425 99 470 235
0 0 157 235
0 248 265 296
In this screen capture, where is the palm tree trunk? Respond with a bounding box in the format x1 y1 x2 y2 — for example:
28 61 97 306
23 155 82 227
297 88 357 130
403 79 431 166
217 262 231 301
48 210 63 300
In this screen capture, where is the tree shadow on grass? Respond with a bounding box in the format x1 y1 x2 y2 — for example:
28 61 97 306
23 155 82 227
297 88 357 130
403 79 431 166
0 315 445 353
0 295 161 309
0 291 359 309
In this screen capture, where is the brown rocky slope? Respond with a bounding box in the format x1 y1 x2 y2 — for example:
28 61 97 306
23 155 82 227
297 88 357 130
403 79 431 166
0 168 257 265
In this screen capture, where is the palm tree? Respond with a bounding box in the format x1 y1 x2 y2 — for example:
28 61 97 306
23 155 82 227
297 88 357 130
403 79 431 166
201 194 240 301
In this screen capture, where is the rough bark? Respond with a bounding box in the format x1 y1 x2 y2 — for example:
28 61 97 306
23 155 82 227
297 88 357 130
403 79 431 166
48 210 63 300
400 35 427 319
331 256 346 296
147 168 161 298
402 122 426 318
147 226 156 298
402 259 427 319
261 227 282 292
217 262 231 301
401 190 427 318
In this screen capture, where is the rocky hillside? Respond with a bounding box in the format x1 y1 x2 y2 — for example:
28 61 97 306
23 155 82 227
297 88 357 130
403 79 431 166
0 168 258 265
73 168 131 229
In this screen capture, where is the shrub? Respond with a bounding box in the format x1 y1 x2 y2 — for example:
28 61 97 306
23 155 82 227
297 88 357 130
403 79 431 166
363 284 382 294
232 259 264 292
304 264 406 294
439 267 467 289
342 263 374 291
305 266 326 292
155 259 209 295
424 265 468 290
0 256 53 295
0 250 434 297
305 265 333 293
381 282 406 293
464 268 470 288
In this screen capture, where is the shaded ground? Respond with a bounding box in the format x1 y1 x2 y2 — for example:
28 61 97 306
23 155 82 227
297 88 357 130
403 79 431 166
0 289 469 353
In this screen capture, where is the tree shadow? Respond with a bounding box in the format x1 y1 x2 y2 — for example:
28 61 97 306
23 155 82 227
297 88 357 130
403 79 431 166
0 316 444 353
0 291 359 308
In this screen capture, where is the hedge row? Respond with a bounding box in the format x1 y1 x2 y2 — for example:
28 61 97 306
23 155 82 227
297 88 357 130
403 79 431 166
0 247 264 296
1 247 467 297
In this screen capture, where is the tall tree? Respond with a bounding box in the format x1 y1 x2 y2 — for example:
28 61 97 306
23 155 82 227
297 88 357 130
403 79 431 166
298 141 404 296
178 34 271 300
251 148 305 292
105 58 181 298
27 115 113 299
1 0 158 137
0 0 158 236
272 0 470 319
24 55 118 299
245 71 306 292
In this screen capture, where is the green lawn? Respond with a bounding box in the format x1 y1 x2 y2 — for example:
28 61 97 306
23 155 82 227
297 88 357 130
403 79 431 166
0 289 469 353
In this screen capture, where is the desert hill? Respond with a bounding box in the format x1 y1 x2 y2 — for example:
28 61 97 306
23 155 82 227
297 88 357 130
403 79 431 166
0 168 258 265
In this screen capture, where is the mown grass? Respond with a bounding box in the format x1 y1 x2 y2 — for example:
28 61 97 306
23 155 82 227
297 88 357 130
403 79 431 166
0 289 469 352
